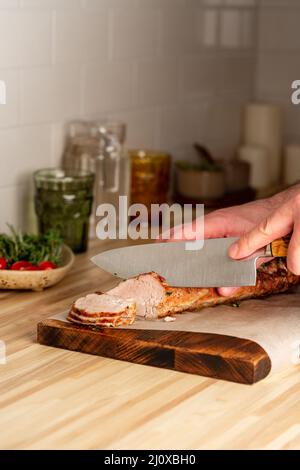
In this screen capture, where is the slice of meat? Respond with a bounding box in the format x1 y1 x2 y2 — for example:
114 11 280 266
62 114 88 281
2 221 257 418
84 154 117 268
108 272 209 319
108 272 166 319
108 259 300 320
68 293 136 327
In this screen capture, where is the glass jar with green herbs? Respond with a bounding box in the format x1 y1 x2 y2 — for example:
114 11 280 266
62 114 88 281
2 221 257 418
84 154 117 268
34 169 94 253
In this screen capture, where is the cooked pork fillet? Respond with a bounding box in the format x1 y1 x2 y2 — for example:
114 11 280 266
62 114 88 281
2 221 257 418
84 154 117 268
108 272 169 319
68 259 300 327
108 259 300 320
68 293 136 327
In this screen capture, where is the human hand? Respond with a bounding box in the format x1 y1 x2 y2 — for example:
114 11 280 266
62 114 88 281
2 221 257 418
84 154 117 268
165 184 300 296
228 185 300 274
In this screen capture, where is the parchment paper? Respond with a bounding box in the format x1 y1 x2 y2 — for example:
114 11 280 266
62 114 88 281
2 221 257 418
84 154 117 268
53 288 300 374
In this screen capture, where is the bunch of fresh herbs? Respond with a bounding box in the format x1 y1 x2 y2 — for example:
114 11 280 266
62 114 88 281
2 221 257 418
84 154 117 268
0 225 63 267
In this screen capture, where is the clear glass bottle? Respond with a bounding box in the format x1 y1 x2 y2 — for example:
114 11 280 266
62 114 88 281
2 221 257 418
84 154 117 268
62 120 130 239
95 121 130 224
62 120 99 174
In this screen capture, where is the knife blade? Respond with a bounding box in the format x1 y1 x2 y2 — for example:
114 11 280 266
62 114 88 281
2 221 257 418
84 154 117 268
91 237 277 288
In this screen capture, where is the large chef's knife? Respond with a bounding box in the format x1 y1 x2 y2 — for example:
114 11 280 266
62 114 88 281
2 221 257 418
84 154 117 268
91 236 290 288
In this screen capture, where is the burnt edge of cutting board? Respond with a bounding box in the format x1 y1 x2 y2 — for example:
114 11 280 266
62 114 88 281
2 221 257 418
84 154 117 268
37 319 272 385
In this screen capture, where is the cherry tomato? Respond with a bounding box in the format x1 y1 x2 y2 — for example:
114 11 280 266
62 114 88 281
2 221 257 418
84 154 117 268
25 265 40 271
0 257 7 270
11 261 34 271
38 261 57 270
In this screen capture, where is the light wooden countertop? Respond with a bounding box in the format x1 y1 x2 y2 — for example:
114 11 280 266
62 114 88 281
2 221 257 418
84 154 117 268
1 239 300 450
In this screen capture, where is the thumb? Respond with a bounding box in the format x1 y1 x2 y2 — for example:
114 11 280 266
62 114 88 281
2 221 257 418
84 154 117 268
228 205 293 259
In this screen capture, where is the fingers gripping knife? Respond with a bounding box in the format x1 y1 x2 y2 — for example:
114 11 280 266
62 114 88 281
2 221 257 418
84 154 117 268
91 235 291 288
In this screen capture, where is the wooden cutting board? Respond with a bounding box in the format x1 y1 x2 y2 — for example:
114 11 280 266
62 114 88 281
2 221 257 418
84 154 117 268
37 316 271 385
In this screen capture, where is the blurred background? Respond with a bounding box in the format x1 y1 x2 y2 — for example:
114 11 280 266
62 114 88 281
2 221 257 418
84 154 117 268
0 0 299 248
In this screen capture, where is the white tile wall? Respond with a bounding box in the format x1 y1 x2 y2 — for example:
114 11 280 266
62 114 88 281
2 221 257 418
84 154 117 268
255 0 300 144
0 0 257 232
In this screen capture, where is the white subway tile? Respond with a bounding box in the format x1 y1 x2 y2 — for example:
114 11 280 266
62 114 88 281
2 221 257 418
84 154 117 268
160 9 196 57
259 1 300 6
241 10 255 48
136 60 179 107
0 11 52 68
55 10 108 64
202 139 236 161
203 0 224 5
205 94 244 143
83 62 134 115
159 101 209 151
217 56 254 93
256 52 300 97
0 0 19 7
182 56 219 97
54 12 82 64
225 0 256 5
20 0 81 7
220 10 242 48
109 108 157 149
259 8 300 51
0 185 27 233
220 9 255 50
112 10 158 60
138 0 185 6
202 9 219 47
84 0 138 8
0 125 52 188
21 66 81 125
183 100 210 144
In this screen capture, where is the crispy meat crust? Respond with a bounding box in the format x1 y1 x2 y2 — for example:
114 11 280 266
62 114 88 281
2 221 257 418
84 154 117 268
68 310 136 327
154 259 300 318
68 259 300 326
67 301 136 327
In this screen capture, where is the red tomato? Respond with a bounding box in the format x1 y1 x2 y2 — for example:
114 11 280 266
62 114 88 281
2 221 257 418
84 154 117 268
25 265 39 271
11 261 34 271
0 257 7 270
38 261 57 270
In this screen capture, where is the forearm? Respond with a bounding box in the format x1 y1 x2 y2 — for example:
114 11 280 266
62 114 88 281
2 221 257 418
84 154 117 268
269 182 300 208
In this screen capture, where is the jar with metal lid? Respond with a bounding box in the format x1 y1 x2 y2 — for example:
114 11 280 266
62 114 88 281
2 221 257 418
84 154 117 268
34 169 94 253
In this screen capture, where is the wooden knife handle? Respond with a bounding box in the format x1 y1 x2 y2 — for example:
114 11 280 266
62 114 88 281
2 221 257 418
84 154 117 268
270 234 291 257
